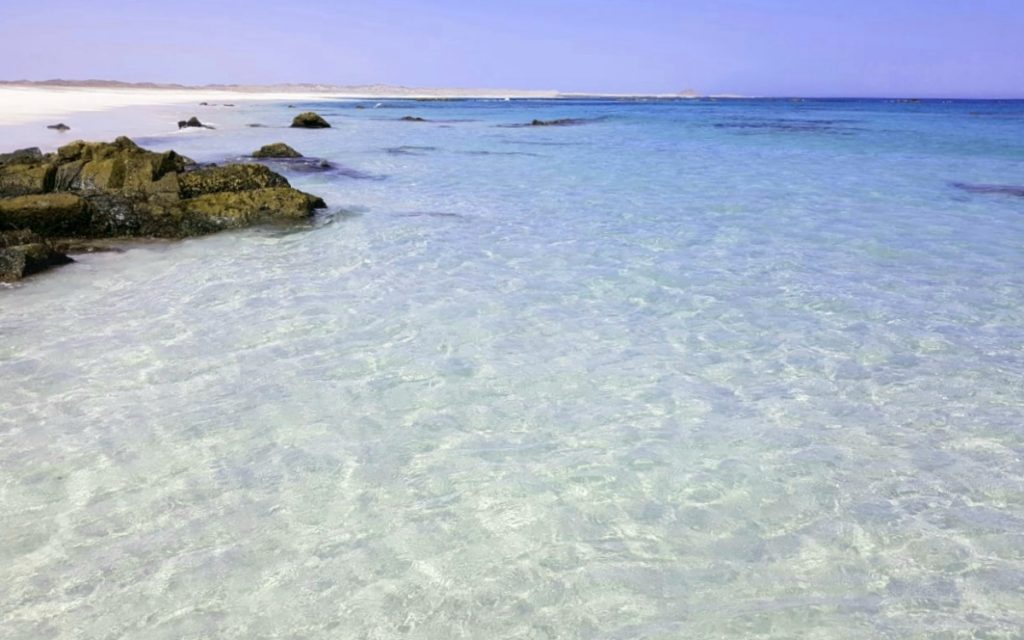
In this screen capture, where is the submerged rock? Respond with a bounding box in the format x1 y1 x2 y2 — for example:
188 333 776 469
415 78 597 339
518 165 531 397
47 123 71 131
290 112 331 128
951 182 1024 198
252 143 303 159
0 230 73 282
0 137 327 279
530 118 586 127
400 116 428 122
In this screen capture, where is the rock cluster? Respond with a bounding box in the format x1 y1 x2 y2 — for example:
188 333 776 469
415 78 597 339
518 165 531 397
0 137 326 281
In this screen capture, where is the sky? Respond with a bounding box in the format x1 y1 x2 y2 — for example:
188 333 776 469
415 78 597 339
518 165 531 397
1 0 1023 98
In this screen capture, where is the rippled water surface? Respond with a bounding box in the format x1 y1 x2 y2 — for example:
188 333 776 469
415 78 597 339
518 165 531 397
2 98 1024 638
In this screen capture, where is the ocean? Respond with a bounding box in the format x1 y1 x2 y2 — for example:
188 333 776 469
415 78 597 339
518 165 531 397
1 98 1023 638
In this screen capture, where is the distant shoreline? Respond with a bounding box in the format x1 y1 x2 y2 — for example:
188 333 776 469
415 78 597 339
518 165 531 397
0 78 699 100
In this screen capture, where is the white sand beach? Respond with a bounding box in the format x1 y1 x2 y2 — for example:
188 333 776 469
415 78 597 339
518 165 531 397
0 84 565 126
0 86 341 126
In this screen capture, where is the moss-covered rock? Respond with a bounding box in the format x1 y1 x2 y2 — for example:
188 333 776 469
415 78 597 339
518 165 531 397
173 188 326 235
0 193 91 236
179 164 290 198
253 143 303 158
290 112 331 129
0 230 73 281
0 162 56 196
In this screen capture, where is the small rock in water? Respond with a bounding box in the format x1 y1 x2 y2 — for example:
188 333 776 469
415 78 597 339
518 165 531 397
400 116 428 122
47 123 71 131
252 143 303 159
178 116 214 130
290 112 331 129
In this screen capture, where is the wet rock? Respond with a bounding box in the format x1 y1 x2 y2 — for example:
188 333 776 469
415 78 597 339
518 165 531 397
0 230 73 281
174 188 326 235
47 123 71 131
178 116 213 129
400 116 427 122
290 112 331 129
252 143 303 159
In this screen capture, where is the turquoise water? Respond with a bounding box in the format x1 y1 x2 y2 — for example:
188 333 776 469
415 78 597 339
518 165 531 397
2 98 1023 638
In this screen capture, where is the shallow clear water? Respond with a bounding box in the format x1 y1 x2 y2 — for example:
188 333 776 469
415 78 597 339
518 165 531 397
2 98 1023 639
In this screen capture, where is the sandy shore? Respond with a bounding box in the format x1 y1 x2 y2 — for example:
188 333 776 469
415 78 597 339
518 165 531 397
0 84 566 127
0 86 352 126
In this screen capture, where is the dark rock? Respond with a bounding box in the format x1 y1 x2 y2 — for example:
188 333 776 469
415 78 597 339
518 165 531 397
0 147 44 166
290 112 331 128
47 123 71 131
178 116 213 129
0 230 73 281
252 143 303 159
400 116 427 122
246 124 268 128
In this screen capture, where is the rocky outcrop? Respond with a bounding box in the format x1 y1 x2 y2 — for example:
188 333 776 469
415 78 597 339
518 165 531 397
0 137 326 281
291 112 331 128
47 123 71 131
0 230 72 282
252 143 303 158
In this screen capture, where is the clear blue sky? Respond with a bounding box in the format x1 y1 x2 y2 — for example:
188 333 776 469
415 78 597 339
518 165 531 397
2 0 1022 97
